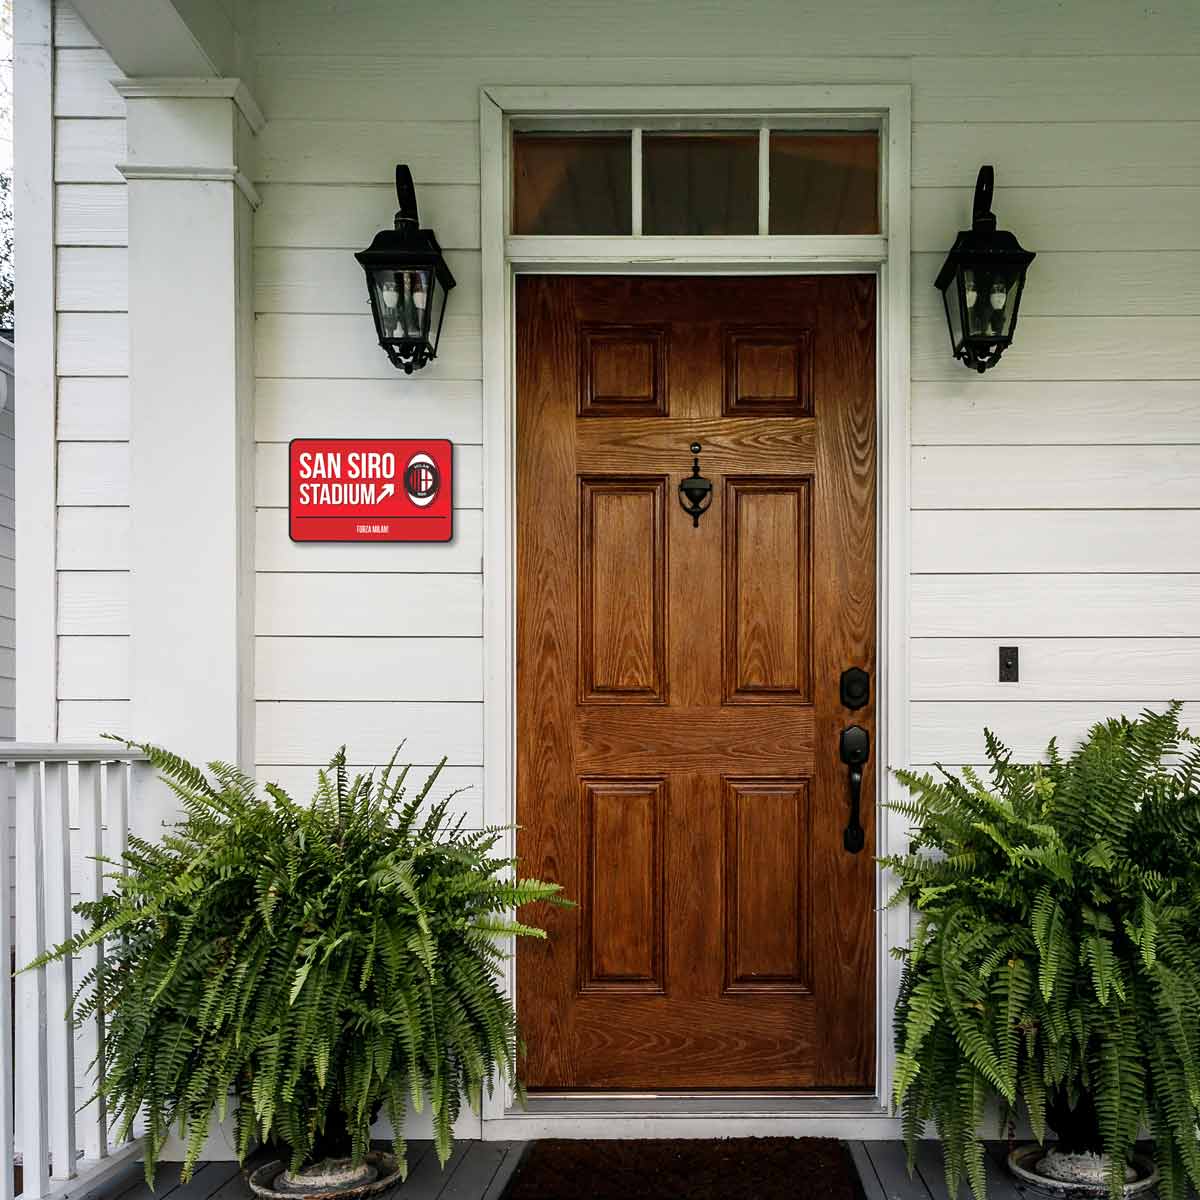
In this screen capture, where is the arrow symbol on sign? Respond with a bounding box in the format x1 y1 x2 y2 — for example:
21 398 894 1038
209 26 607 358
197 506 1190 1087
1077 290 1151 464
378 483 395 501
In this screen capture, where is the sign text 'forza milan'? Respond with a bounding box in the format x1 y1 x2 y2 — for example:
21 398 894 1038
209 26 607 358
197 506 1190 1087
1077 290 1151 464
289 439 452 542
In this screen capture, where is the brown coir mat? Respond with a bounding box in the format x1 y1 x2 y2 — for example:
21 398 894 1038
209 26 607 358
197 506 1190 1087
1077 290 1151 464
500 1137 866 1200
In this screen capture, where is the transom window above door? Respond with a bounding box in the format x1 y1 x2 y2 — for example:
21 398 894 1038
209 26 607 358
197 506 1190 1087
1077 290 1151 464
511 125 880 237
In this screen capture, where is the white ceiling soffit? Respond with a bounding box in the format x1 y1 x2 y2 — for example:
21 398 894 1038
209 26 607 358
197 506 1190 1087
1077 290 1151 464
69 0 236 78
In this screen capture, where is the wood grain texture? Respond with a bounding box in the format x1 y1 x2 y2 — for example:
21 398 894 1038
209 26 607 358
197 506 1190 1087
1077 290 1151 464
578 778 667 992
578 477 667 702
723 477 812 704
516 275 876 1091
723 777 811 993
724 328 812 416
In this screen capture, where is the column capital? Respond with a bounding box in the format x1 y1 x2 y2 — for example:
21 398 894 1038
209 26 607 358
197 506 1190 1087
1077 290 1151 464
114 77 264 133
114 77 263 209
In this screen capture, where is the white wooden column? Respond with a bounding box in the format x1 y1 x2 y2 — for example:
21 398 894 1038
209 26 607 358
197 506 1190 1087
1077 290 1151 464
117 79 262 782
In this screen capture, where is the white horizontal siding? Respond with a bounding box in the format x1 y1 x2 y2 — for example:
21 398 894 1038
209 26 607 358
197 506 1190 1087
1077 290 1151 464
912 381 1200 445
230 13 1200 785
57 508 130 570
255 379 482 443
912 639 1200 701
255 183 481 250
256 637 482 701
912 446 1200 509
912 510 1200 574
915 187 1200 256
50 23 131 731
912 317 1200 382
255 574 482 637
254 2 1200 57
255 248 482 316
255 314 482 380
256 701 483 765
912 702 1200 764
911 252 1200 319
57 572 128 636
57 377 129 439
912 575 1200 638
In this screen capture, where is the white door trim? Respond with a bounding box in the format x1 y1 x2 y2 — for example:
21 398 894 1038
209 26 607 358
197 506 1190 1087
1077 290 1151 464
479 83 912 1137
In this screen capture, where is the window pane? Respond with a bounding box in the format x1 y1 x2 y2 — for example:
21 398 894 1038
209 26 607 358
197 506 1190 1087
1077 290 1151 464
769 133 880 235
513 133 632 235
642 133 757 236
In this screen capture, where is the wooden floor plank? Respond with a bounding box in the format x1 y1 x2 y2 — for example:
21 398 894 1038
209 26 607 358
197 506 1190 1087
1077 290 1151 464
866 1140 932 1200
848 1140 889 1200
394 1141 467 1199
435 1141 511 1200
480 1144 527 1200
75 1159 149 1200
915 1139 962 1200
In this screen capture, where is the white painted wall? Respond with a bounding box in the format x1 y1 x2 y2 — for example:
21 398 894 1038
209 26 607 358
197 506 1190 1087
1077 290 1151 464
0 338 13 740
50 4 129 743
245 0 1200 811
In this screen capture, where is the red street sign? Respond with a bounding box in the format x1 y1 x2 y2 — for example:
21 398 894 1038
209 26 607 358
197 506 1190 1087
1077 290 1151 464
289 438 452 542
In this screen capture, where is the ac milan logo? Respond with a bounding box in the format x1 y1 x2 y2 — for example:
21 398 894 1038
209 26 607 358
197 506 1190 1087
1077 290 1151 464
404 453 440 507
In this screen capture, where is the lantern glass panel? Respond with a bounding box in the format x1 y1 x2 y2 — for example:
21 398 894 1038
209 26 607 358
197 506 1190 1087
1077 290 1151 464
941 273 965 352
962 264 1022 341
371 268 434 342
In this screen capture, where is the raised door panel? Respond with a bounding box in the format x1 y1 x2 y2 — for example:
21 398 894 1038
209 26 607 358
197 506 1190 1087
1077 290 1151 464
723 778 811 993
578 778 667 993
579 325 668 417
578 477 667 703
724 327 813 416
723 477 813 704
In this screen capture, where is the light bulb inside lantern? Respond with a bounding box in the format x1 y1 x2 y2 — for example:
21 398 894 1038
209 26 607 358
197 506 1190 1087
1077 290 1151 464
410 273 428 310
990 280 1008 311
963 270 978 309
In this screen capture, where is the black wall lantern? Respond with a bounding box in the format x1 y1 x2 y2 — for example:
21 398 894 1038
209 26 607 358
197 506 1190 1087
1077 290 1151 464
356 165 456 374
935 166 1035 373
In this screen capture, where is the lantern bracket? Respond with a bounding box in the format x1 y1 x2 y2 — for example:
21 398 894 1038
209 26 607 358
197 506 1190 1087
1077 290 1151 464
971 165 996 234
394 165 419 229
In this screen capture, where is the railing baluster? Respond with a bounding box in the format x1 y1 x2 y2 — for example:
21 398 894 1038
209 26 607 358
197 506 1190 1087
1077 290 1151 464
0 766 15 1200
76 762 107 1162
42 762 77 1181
14 760 49 1200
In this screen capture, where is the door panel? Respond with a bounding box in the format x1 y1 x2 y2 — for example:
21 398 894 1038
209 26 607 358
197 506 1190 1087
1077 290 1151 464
517 275 876 1091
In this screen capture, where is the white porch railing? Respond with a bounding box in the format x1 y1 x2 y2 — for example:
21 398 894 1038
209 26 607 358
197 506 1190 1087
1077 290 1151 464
3 746 149 1200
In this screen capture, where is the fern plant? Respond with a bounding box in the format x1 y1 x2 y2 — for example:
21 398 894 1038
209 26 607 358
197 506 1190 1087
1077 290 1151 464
885 704 1200 1200
34 743 565 1185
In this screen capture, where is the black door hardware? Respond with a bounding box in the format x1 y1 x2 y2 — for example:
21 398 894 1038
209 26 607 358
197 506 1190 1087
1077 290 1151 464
677 442 713 527
839 724 870 854
840 666 870 711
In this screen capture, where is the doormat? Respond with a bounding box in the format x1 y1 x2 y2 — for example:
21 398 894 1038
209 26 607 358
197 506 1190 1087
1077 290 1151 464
500 1137 866 1200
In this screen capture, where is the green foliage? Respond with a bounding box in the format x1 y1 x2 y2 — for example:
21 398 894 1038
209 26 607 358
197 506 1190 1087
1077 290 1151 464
34 743 566 1185
885 704 1200 1200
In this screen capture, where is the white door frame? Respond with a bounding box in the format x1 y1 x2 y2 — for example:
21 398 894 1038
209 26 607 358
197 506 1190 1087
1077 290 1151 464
479 84 912 1139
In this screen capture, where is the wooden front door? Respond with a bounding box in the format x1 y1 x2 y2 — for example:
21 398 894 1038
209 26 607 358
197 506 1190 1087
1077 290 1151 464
516 276 876 1091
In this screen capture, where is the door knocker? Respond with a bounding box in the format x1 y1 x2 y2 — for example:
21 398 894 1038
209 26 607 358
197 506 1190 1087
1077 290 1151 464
678 443 713 527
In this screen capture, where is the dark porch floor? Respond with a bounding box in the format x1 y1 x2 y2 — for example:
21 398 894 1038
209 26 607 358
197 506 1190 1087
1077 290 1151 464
77 1139 1132 1200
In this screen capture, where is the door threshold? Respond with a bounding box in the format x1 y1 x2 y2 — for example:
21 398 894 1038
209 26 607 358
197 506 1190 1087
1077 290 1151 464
514 1092 887 1118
